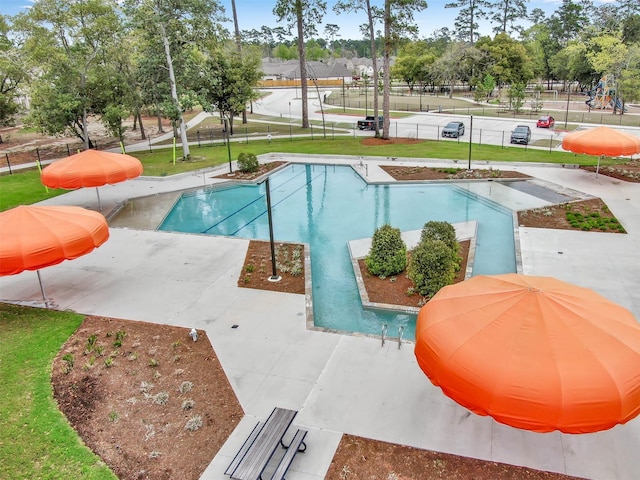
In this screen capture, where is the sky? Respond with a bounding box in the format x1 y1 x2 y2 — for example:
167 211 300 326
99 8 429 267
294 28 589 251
1 0 611 40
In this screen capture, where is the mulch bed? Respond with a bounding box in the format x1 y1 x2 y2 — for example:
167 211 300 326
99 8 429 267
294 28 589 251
580 160 640 183
381 164 532 181
51 316 243 480
358 240 470 308
517 198 626 232
237 240 305 294
214 161 288 180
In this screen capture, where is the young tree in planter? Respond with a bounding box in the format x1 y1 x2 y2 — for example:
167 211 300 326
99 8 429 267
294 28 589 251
365 224 407 278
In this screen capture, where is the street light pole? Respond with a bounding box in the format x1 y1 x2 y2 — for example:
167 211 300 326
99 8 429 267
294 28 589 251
224 118 232 173
564 83 571 129
467 115 473 171
262 177 281 282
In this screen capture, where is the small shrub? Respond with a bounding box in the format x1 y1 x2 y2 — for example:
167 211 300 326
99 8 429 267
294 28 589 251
62 353 74 373
420 221 458 252
365 224 407 277
153 391 169 405
140 381 154 393
85 334 98 353
179 381 193 394
245 264 254 273
148 358 159 367
408 239 457 298
182 399 195 410
103 357 114 367
237 152 259 173
185 415 203 431
149 451 161 459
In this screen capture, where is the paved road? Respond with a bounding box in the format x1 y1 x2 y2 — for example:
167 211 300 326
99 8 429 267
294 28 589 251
252 87 640 151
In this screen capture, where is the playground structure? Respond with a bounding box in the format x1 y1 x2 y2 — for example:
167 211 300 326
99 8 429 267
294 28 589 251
586 75 626 112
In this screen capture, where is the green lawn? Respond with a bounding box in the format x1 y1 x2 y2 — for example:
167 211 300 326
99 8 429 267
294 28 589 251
0 303 117 480
0 136 610 211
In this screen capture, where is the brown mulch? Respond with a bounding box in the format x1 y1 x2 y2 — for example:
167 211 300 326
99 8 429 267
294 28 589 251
51 316 243 480
381 164 532 180
580 159 640 183
237 240 305 294
517 198 626 232
325 434 584 480
358 240 470 308
215 161 288 181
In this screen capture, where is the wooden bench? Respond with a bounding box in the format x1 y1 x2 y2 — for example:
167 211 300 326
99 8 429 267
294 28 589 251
227 407 299 480
270 428 307 480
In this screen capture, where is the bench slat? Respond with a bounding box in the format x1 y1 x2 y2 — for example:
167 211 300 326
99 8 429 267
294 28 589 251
225 421 265 475
270 429 308 480
231 408 298 480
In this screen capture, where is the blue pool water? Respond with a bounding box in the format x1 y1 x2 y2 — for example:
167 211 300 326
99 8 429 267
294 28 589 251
159 164 516 339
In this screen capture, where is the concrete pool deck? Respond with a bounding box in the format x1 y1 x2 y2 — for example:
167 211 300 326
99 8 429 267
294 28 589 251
2 156 640 480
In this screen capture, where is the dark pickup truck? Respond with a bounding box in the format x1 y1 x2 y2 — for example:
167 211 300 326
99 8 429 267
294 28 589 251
357 115 383 130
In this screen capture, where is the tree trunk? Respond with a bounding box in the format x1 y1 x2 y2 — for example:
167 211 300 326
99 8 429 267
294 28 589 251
296 1 309 129
382 0 391 140
159 21 190 160
137 111 146 140
231 0 248 125
366 0 380 138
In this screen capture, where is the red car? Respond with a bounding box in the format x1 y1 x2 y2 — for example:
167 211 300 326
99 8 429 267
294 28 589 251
536 116 555 128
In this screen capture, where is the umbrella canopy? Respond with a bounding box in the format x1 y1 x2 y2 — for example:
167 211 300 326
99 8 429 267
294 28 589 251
41 150 143 189
414 274 640 434
0 205 109 275
562 126 640 156
562 126 640 177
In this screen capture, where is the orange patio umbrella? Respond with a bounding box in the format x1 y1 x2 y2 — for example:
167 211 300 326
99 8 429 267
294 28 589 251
414 274 640 434
562 126 640 177
0 205 109 302
41 150 143 210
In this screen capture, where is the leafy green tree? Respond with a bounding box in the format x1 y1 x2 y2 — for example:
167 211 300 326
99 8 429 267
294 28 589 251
445 0 491 44
547 0 589 46
622 15 640 44
196 47 262 135
430 42 482 99
508 82 526 112
488 0 528 36
274 0 327 129
476 33 533 97
365 224 407 277
124 0 226 160
0 15 27 126
392 41 435 92
618 44 640 106
14 0 122 148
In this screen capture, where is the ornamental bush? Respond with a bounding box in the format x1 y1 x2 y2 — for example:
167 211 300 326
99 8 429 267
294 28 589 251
237 152 259 173
420 221 458 252
365 224 407 277
408 238 456 298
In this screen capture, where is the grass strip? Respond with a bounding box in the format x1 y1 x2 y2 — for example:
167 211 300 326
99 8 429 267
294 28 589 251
0 304 117 480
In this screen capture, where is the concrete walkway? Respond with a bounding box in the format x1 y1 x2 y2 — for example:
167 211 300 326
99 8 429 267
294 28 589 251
1 156 640 480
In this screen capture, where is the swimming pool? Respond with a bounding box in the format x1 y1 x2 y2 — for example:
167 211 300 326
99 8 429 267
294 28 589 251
159 164 516 340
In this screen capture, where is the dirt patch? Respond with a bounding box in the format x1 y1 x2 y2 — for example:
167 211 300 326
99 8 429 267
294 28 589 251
325 434 584 480
517 198 626 233
381 164 531 180
51 316 243 480
361 137 423 146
